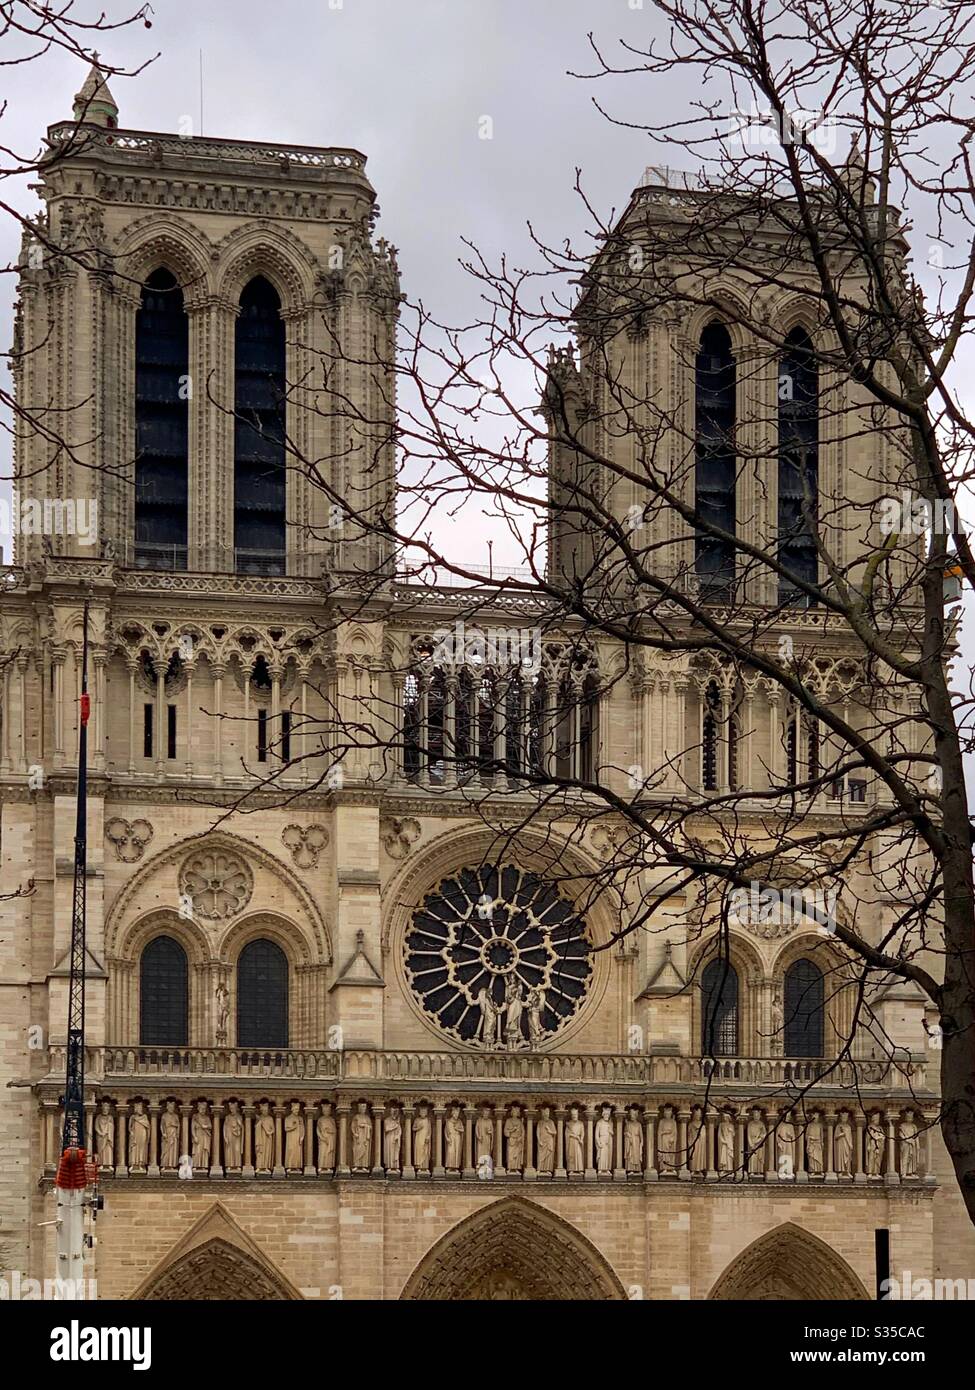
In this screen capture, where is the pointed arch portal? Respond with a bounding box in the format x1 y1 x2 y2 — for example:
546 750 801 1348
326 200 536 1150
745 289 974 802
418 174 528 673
131 1203 302 1301
400 1198 626 1300
709 1222 869 1300
137 1237 298 1301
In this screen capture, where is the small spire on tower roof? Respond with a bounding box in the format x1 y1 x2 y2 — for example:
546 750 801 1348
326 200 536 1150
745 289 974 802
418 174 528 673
73 54 119 129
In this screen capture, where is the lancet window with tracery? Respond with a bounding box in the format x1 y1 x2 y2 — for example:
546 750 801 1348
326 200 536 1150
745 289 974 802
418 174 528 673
400 638 599 787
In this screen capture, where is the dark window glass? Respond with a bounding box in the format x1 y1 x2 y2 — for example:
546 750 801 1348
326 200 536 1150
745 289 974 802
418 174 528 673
695 323 736 597
728 712 740 792
403 672 421 779
702 682 720 791
235 277 286 574
778 328 819 604
167 704 177 760
808 720 821 784
237 938 288 1047
427 671 446 783
281 711 292 763
140 936 188 1045
787 711 798 784
135 269 188 569
504 677 524 777
257 708 268 763
701 958 739 1056
143 703 153 759
784 958 825 1057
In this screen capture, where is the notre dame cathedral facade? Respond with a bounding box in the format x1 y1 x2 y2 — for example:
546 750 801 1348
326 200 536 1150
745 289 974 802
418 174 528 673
0 66 972 1301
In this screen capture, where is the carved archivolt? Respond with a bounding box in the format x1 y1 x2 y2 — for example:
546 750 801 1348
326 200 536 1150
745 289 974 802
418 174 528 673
400 1198 626 1301
709 1222 869 1301
131 1204 303 1301
213 221 319 313
115 214 214 306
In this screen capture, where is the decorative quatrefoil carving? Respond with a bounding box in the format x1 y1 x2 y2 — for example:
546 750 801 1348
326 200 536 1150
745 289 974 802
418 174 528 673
281 824 329 869
105 817 154 863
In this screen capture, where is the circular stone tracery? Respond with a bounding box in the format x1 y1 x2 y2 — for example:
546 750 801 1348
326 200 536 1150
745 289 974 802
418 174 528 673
404 864 593 1048
179 850 253 921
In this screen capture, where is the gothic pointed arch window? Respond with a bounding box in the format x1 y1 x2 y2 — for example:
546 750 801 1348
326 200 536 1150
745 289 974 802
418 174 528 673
701 957 739 1056
237 938 289 1048
695 322 736 597
784 957 825 1057
778 327 819 603
139 935 188 1045
235 277 286 575
135 269 188 569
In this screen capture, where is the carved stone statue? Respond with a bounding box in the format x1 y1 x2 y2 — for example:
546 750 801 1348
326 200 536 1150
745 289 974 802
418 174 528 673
476 986 503 1049
317 1102 337 1172
865 1111 885 1176
351 1101 372 1170
160 1100 180 1170
834 1110 854 1175
565 1105 585 1173
504 1104 525 1172
444 1105 464 1170
536 1105 557 1173
191 1101 212 1171
503 977 525 1048
215 982 230 1045
595 1104 614 1172
657 1105 678 1174
526 987 546 1048
717 1111 735 1174
223 1100 243 1169
624 1107 643 1173
770 986 784 1054
776 1111 797 1178
412 1104 432 1171
687 1106 707 1174
284 1101 305 1170
805 1113 824 1175
254 1101 275 1172
383 1105 402 1171
746 1107 766 1175
94 1100 114 1168
475 1106 494 1165
899 1114 919 1178
128 1100 150 1170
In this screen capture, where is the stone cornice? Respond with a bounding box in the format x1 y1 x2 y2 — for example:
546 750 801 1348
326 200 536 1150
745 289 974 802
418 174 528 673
45 123 371 186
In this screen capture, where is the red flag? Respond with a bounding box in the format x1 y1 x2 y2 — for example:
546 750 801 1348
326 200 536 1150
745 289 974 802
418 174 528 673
80 693 91 726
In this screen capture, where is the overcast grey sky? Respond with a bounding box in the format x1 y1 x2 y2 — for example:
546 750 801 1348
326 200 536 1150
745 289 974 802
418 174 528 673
1 0 689 566
0 1 670 363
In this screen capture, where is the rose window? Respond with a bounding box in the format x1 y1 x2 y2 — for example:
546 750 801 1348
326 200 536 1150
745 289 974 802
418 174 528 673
179 850 253 921
404 864 593 1047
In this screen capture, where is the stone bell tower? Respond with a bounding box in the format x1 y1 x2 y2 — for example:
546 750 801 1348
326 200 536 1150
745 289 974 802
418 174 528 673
12 61 401 578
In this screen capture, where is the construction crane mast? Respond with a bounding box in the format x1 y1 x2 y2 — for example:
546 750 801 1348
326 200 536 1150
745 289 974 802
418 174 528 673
54 599 99 1295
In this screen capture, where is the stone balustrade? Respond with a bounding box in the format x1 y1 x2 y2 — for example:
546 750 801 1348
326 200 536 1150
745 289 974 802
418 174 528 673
42 1046 928 1094
38 1092 936 1186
